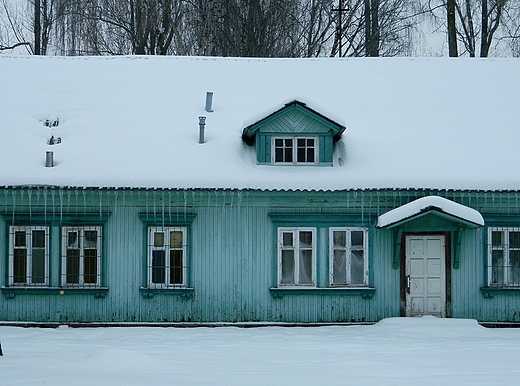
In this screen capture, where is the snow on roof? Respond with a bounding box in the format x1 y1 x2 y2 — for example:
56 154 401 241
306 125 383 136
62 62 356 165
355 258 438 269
1 55 520 191
376 196 485 228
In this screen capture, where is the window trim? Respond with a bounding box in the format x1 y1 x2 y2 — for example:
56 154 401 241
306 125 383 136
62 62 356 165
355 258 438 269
487 227 520 287
8 225 50 286
271 136 318 165
277 227 316 287
147 226 188 289
61 226 102 288
329 227 369 287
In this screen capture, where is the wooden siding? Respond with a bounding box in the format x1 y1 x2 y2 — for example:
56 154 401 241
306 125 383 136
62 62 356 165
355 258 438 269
2 188 520 323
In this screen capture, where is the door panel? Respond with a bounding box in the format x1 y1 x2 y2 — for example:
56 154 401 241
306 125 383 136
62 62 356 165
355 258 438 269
405 235 446 317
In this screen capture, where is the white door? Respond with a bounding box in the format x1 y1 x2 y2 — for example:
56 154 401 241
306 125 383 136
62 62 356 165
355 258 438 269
405 235 446 317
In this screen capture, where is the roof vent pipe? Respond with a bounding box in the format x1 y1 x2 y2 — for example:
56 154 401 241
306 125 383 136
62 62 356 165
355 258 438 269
45 151 54 167
205 92 213 112
199 116 206 144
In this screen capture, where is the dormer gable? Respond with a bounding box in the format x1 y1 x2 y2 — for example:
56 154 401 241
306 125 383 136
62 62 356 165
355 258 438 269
242 100 346 166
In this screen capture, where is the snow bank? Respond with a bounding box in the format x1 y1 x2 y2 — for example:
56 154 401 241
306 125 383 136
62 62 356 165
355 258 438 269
1 317 519 385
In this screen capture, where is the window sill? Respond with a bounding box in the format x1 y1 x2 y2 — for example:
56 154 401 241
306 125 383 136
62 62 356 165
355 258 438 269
140 287 194 299
269 287 375 299
1 286 108 299
480 286 520 298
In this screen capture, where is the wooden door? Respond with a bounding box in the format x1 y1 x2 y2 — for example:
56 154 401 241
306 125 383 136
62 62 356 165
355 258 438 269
405 235 446 317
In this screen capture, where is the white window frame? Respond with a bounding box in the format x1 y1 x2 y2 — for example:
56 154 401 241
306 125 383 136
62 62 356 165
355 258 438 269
329 227 368 287
271 136 318 165
8 226 50 286
277 227 316 286
487 227 520 287
61 226 102 287
147 226 187 289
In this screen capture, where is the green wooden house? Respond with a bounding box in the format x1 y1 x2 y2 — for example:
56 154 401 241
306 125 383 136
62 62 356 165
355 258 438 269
1 55 520 324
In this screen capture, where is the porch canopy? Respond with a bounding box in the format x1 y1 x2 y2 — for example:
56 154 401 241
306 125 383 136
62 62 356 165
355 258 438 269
376 196 485 229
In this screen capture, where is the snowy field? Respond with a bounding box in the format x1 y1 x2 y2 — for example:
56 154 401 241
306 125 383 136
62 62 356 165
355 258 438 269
1 317 520 385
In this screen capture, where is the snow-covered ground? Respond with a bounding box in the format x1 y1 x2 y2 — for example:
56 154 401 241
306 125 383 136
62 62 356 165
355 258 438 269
1 317 519 385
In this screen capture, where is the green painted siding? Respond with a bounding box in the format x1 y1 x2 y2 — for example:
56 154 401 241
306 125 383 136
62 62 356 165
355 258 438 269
2 188 520 323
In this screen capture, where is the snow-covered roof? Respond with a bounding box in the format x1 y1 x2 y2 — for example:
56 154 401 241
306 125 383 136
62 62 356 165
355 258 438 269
1 55 520 191
376 196 485 228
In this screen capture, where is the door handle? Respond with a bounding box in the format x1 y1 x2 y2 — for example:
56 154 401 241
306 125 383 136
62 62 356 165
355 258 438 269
406 275 411 295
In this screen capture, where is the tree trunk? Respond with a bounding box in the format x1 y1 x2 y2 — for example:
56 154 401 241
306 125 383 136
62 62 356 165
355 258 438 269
364 0 379 57
447 0 458 56
480 0 489 57
34 0 41 55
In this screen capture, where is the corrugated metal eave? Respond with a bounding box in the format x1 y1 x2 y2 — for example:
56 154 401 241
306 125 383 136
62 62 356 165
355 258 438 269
2 185 520 194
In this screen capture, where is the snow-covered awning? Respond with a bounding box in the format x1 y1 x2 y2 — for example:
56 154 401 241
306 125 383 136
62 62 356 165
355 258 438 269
376 196 485 229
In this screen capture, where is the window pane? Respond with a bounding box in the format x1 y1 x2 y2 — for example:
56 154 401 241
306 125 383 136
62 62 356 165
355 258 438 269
509 250 520 286
154 232 164 247
66 249 80 284
32 230 46 248
332 250 347 285
67 231 79 248
284 147 293 162
170 250 183 285
510 232 520 248
170 231 183 248
31 248 45 284
84 230 98 248
333 231 346 248
282 232 293 247
13 249 27 283
299 231 312 248
274 148 283 162
15 231 26 247
491 231 503 246
306 147 315 162
297 138 305 147
84 249 98 284
351 250 365 285
299 250 313 284
281 250 294 285
491 250 504 285
297 147 306 162
152 250 166 284
351 231 364 247
285 139 293 147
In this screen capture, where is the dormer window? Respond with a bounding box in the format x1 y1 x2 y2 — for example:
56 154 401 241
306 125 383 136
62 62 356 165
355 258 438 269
273 136 318 164
242 100 345 167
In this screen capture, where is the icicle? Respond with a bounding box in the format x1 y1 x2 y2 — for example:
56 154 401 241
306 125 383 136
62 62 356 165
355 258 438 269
28 188 32 221
168 190 172 223
113 190 118 215
51 188 56 219
59 188 64 222
11 189 16 226
43 188 48 223
67 190 72 217
75 190 79 216
99 190 103 219
183 189 188 219
83 189 87 216
161 190 165 227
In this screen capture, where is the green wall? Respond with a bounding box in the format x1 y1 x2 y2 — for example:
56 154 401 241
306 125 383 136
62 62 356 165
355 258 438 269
1 187 520 323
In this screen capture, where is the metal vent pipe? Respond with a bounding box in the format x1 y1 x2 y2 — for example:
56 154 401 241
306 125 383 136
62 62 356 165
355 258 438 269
45 151 54 167
205 92 213 112
199 116 206 144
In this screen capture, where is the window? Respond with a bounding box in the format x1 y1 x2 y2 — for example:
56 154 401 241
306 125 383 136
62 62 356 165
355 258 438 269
273 137 317 164
8 226 49 286
329 228 368 286
147 226 187 288
61 226 102 287
488 227 520 287
277 228 316 286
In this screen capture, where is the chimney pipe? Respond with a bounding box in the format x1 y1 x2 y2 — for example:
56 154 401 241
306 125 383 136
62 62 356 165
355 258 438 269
199 116 206 144
45 151 54 167
205 92 213 112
